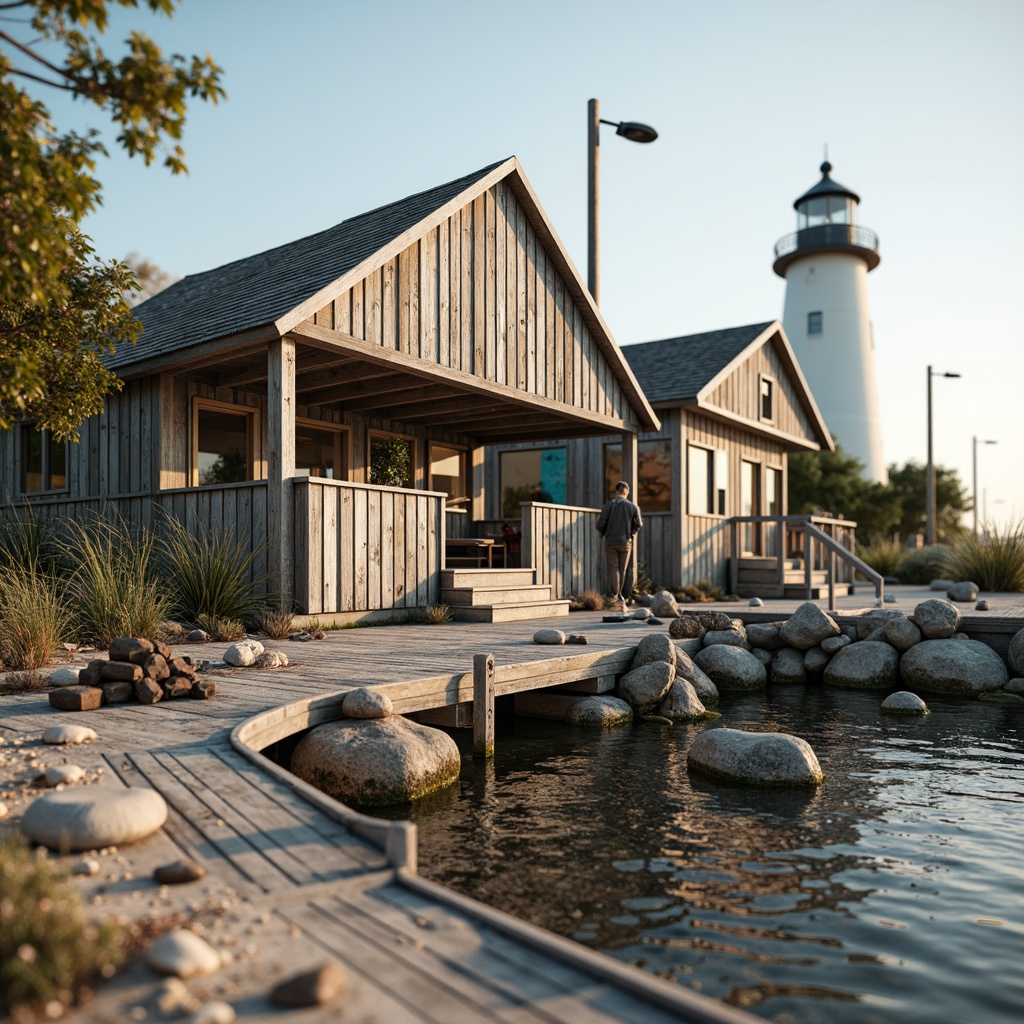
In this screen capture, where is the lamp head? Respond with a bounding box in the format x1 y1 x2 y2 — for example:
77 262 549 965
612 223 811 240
615 121 658 144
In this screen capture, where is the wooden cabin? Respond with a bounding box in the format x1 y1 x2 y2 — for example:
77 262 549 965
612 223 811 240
1 157 660 622
484 321 855 597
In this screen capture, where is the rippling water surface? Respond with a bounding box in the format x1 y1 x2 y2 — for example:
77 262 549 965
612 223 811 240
374 690 1024 1023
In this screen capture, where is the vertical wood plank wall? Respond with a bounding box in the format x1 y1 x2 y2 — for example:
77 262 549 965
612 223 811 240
313 179 641 431
294 480 442 614
520 501 602 599
445 509 471 539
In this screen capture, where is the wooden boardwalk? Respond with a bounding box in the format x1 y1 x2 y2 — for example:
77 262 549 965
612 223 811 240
0 615 757 1024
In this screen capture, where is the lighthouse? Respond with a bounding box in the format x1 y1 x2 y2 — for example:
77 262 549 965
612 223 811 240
773 162 886 483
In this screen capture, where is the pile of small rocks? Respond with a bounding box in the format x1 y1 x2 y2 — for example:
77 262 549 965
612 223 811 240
49 636 215 711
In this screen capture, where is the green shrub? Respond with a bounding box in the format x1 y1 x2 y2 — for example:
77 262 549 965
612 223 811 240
0 568 73 670
59 515 169 648
941 520 1024 592
857 534 905 579
158 517 267 623
0 836 123 1018
897 544 952 585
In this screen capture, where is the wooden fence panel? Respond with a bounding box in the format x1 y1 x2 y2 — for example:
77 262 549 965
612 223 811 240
520 501 602 600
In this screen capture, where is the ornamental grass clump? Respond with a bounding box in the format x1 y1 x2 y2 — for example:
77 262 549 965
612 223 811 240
0 501 56 576
193 614 246 642
423 603 453 624
577 589 605 611
0 836 124 1020
158 517 267 623
941 519 1024 592
254 609 295 639
858 534 905 579
0 568 73 670
59 514 169 648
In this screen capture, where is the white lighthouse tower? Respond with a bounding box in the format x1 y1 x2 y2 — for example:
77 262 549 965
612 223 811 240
773 161 886 483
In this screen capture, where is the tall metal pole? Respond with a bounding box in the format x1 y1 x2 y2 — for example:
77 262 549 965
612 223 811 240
588 98 600 304
972 435 978 538
926 364 935 546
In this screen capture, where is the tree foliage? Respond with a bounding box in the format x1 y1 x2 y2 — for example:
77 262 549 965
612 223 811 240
1 0 223 438
122 251 176 306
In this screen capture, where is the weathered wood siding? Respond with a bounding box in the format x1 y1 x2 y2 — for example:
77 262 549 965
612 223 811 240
312 180 640 429
293 480 442 614
520 501 602 599
446 509 471 539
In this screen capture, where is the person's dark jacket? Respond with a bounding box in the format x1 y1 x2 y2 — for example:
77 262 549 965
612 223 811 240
596 496 642 545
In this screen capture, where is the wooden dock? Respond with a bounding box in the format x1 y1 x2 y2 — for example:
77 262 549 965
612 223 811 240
0 615 757 1024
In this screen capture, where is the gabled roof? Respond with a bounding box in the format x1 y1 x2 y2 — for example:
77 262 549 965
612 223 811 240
622 321 832 450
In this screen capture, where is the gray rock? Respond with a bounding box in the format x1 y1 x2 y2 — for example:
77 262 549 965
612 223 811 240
883 616 922 652
271 962 347 1008
184 629 211 643
975 599 990 611
911 599 961 639
631 633 675 670
650 590 680 618
631 607 652 621
881 691 929 715
566 696 633 727
947 581 979 603
779 602 840 650
687 727 823 786
842 625 858 641
657 680 714 722
646 618 664 626
1008 627 1024 677
146 929 221 978
746 623 785 651
884 593 897 604
979 691 1024 705
224 639 264 666
898 639 1008 697
291 717 460 806
821 634 851 655
154 859 207 885
693 645 767 692
254 650 289 668
602 613 630 623
533 629 566 645
1005 678 1024 695
22 786 168 850
864 627 888 642
750 647 773 668
823 641 900 690
42 724 97 745
668 615 704 640
702 629 750 650
749 597 764 607
619 661 675 714
673 649 719 705
770 647 807 684
952 632 971 641
929 579 954 591
47 666 81 687
342 687 394 719
803 645 830 674
854 609 905 640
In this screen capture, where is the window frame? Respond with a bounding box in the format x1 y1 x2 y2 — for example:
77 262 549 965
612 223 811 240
428 442 468 503
808 311 823 335
687 442 728 518
367 429 418 489
498 444 568 517
294 417 349 480
19 422 68 495
190 397 259 488
758 374 776 424
602 438 674 513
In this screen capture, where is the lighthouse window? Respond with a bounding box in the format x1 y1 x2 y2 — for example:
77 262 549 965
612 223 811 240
808 311 823 335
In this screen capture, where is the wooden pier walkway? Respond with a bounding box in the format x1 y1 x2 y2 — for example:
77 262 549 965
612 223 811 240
0 615 757 1024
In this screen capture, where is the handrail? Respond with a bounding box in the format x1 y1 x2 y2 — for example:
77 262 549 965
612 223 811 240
799 521 883 609
774 224 879 260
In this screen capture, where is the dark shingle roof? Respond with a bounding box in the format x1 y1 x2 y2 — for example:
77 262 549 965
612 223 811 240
621 322 775 404
114 159 508 368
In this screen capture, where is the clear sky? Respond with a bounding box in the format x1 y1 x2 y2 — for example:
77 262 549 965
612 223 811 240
42 0 1024 530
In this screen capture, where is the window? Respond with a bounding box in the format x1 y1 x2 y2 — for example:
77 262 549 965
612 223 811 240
741 460 762 554
765 466 784 556
759 376 774 422
687 445 727 516
429 444 467 503
499 447 566 516
368 432 415 488
20 424 67 493
602 439 673 512
808 311 823 335
295 420 347 479
193 400 257 486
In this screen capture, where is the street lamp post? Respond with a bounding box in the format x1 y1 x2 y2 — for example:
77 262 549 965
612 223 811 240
926 365 960 546
972 436 998 536
587 98 658 305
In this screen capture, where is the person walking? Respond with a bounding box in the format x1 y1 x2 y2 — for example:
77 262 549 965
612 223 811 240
596 481 642 610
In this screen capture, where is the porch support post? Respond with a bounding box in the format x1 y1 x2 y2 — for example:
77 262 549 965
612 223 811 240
473 653 495 758
621 431 638 596
267 336 296 609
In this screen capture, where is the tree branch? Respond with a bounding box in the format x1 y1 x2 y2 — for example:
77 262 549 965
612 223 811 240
6 65 77 90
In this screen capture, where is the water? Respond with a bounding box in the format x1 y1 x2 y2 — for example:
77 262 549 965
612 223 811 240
373 691 1024 1023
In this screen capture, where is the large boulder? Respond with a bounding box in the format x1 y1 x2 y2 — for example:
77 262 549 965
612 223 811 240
631 633 675 670
291 717 460 806
649 590 680 618
779 603 840 650
823 641 899 690
1008 627 1024 677
618 661 675 714
883 616 922 652
566 696 633 727
657 680 714 722
911 599 961 640
898 639 1008 697
770 647 807 685
673 648 719 705
746 623 785 651
693 645 767 692
687 728 823 786
22 787 168 850
947 581 979 603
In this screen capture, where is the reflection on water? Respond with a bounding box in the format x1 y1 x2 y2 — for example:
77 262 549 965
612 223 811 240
373 690 1024 1023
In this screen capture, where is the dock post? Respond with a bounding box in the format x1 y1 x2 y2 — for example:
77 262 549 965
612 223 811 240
473 653 495 758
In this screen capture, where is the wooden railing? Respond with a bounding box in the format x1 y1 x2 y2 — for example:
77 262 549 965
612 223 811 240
445 507 471 539
293 479 444 614
520 501 602 599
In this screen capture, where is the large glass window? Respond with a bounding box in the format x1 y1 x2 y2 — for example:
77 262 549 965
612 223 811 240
741 460 762 554
20 424 67 493
499 447 566 516
429 444 467 502
602 440 673 512
766 466 784 556
194 404 254 485
295 421 347 479
369 433 414 488
687 445 726 516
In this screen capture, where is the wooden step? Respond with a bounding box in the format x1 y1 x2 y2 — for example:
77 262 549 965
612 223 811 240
441 584 554 607
441 567 537 589
449 600 570 623
783 583 851 599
